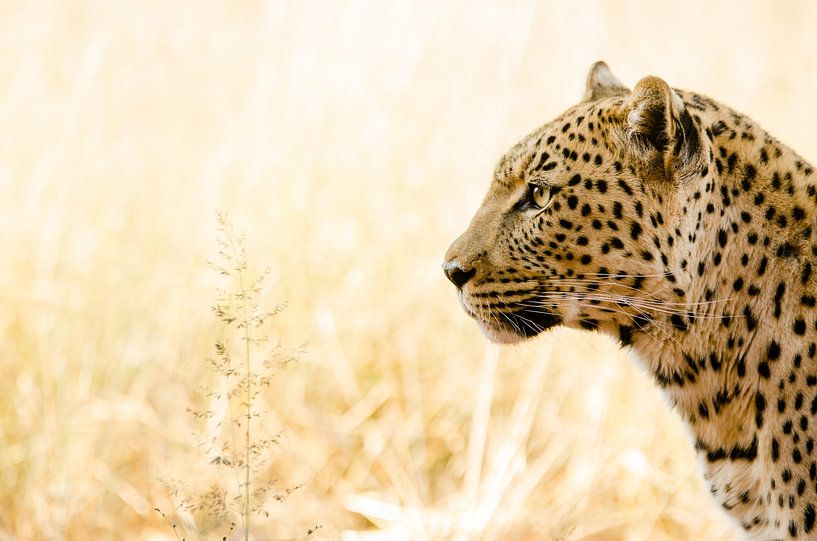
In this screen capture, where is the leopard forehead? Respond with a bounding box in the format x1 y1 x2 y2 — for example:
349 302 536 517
492 98 629 189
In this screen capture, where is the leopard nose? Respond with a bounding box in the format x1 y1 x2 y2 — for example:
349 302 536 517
443 261 476 289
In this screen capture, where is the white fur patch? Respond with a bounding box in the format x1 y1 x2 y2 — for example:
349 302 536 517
594 65 623 89
670 88 685 113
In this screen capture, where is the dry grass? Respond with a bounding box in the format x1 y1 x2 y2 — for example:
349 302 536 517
3 1 817 539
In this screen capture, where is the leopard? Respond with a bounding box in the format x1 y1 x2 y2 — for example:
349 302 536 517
443 61 817 540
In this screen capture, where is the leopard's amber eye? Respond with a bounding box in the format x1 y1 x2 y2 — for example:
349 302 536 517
528 183 553 209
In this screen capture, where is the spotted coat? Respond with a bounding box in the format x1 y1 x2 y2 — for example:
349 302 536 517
444 62 817 540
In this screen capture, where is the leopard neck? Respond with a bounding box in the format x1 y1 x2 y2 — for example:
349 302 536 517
628 117 817 452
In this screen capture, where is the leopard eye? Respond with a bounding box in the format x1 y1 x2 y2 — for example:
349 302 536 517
528 183 553 209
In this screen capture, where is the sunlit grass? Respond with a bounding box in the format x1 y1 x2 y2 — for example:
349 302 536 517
3 1 817 539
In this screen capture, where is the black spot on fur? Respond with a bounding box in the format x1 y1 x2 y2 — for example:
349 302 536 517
805 504 816 533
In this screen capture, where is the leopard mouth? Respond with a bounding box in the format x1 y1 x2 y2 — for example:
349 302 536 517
460 295 563 343
490 308 563 341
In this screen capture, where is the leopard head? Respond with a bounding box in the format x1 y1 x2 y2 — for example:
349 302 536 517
443 62 711 344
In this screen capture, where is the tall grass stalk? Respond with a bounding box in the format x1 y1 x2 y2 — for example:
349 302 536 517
159 212 305 539
227 221 255 540
211 212 281 539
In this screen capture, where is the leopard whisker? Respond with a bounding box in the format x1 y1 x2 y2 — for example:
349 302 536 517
529 277 676 303
526 279 738 308
518 293 738 321
512 301 683 348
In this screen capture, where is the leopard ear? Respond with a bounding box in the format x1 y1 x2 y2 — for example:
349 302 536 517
583 61 629 102
627 75 702 177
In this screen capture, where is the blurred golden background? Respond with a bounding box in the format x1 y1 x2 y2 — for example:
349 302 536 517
3 1 817 539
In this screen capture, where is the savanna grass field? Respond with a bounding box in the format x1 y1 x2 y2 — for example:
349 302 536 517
4 2 817 539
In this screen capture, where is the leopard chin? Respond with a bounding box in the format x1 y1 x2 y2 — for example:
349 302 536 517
476 320 524 344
